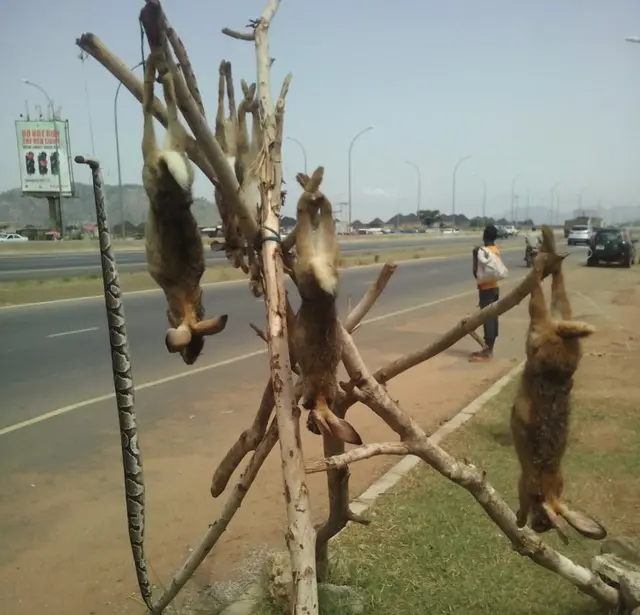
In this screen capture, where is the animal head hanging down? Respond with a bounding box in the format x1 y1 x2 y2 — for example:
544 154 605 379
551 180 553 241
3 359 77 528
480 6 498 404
141 52 228 365
510 227 606 544
292 167 362 445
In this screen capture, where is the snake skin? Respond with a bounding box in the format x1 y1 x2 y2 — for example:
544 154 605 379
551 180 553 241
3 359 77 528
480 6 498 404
75 156 153 609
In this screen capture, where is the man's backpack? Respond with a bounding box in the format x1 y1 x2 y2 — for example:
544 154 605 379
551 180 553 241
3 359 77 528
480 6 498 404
476 246 508 284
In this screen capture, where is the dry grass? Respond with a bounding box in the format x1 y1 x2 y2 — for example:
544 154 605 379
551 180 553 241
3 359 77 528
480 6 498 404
0 244 521 306
255 325 639 615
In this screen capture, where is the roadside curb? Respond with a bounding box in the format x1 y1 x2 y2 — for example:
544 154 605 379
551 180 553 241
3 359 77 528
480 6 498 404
348 359 525 519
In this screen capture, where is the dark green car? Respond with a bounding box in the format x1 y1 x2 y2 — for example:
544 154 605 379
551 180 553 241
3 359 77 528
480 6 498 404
587 227 637 268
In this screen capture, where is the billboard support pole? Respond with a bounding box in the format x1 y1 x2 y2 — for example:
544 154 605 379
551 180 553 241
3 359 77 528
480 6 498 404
22 81 65 238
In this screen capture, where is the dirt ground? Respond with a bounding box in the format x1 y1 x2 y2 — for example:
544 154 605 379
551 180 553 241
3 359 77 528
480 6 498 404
1 260 638 615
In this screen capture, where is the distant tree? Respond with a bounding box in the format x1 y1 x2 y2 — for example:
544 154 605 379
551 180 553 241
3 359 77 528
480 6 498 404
418 209 442 227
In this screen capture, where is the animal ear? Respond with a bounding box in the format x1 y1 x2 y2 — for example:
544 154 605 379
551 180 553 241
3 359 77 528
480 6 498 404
193 314 229 336
554 320 595 340
558 504 608 540
165 324 192 352
311 410 363 445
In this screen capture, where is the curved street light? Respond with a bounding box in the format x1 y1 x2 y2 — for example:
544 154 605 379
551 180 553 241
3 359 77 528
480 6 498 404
347 125 374 231
451 155 472 217
404 160 422 220
22 79 64 236
578 185 588 216
115 61 144 238
285 136 308 174
510 174 521 225
549 181 561 225
472 172 487 226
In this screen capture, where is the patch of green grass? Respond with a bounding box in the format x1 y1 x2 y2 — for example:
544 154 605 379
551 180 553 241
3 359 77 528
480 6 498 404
256 377 638 615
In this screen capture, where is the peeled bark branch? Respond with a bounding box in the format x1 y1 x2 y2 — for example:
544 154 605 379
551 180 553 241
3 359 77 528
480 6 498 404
75 33 217 186
306 442 410 473
314 251 570 579
211 262 399 497
151 420 280 613
308 253 618 608
138 2 260 243
372 251 568 386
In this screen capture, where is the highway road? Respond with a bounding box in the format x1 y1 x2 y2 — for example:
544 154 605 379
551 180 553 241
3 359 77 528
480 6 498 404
0 233 492 282
0 241 586 615
0 243 540 432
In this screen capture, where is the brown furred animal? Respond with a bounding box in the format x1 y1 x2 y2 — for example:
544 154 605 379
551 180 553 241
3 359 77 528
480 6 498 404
142 52 228 365
293 168 362 445
510 226 606 543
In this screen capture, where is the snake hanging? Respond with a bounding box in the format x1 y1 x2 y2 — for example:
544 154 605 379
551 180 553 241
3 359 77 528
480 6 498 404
75 156 153 610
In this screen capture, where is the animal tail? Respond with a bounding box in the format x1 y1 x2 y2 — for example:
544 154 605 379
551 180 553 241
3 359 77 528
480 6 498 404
310 396 363 445
554 320 595 340
159 150 193 191
307 254 338 296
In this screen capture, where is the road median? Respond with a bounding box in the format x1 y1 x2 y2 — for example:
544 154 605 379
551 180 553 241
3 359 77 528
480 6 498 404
0 243 522 307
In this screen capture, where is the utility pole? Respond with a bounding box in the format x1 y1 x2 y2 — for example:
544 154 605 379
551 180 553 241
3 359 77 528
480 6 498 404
525 189 530 222
514 195 519 226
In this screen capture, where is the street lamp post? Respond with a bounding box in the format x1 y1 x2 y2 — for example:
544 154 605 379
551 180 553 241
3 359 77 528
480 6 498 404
549 182 561 225
285 136 308 174
115 61 144 239
510 174 521 225
471 172 487 226
404 160 422 219
451 155 472 217
347 125 374 232
23 79 64 237
578 186 587 217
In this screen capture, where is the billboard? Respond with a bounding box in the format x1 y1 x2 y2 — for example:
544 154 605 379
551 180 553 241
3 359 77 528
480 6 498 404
15 120 75 197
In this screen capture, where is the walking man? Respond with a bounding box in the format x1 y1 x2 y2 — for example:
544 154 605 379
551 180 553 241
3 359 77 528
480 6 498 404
470 224 501 362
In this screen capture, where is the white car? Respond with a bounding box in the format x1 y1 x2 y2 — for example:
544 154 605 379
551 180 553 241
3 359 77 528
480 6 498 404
567 225 591 246
0 232 29 242
504 225 519 236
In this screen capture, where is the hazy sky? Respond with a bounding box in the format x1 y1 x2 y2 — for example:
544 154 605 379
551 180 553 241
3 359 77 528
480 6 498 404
2 0 639 222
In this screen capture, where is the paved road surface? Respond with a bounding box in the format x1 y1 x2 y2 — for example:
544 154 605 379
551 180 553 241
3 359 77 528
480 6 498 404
0 243 583 434
0 240 586 615
0 234 503 281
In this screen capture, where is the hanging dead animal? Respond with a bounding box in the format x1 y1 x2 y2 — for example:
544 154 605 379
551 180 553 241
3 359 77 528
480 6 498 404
293 167 363 445
141 51 228 364
510 226 607 544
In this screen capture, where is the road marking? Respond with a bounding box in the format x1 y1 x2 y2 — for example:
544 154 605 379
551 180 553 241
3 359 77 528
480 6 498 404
0 349 267 437
0 277 532 438
47 327 99 338
0 248 522 311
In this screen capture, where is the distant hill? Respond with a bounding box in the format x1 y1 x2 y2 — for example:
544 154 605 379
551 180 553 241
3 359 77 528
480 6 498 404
0 183 221 228
4 183 635 231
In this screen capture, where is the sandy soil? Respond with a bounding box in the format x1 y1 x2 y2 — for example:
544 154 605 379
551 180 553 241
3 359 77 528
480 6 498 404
1 260 637 615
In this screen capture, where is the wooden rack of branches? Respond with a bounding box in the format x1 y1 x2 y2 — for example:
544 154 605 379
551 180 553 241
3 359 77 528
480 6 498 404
76 1 621 614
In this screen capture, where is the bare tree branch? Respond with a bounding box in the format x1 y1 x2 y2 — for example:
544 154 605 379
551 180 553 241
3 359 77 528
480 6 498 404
222 28 255 41
138 2 261 244
211 262 400 498
75 33 218 187
306 442 410 474
308 253 618 608
313 251 570 579
152 419 280 612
